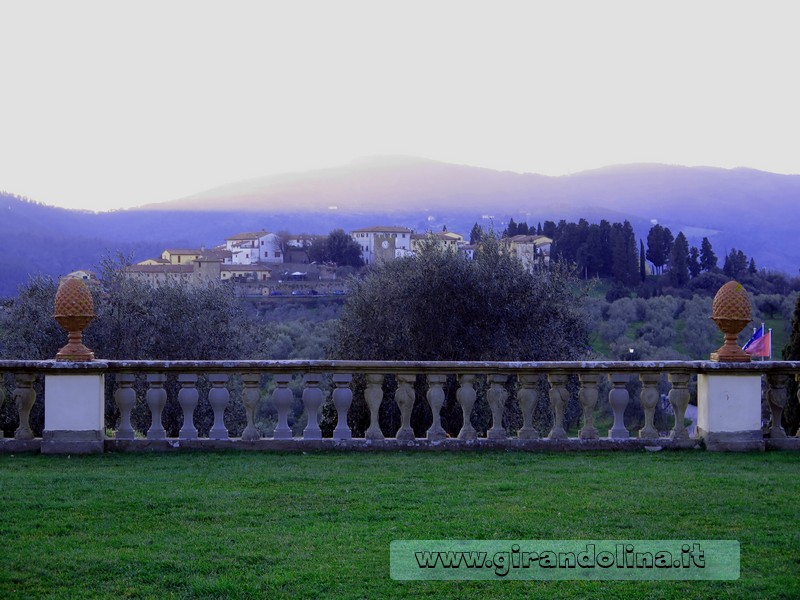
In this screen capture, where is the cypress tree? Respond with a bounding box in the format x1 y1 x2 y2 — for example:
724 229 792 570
782 295 800 434
700 237 717 272
640 239 647 281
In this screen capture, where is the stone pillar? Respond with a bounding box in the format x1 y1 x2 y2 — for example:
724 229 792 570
456 374 477 440
487 374 508 440
42 374 105 454
302 373 323 440
578 373 600 440
394 374 416 441
271 374 294 440
145 374 167 440
241 373 261 441
208 373 230 440
765 373 788 438
332 374 353 441
426 374 446 441
668 372 692 441
696 371 763 451
114 373 136 440
517 374 539 439
13 374 36 440
608 373 630 439
364 374 385 441
547 372 569 440
638 372 660 439
177 374 199 440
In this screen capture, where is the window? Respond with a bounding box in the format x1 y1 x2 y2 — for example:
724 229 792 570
275 252 281 257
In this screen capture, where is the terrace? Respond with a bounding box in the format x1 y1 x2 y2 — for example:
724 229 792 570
1 279 799 455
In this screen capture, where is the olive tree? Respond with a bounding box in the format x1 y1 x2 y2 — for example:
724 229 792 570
0 257 268 437
326 236 590 437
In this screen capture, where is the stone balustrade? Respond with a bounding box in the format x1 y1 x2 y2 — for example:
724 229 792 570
1 359 800 453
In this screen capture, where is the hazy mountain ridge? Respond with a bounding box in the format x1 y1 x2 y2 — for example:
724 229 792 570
2 158 799 296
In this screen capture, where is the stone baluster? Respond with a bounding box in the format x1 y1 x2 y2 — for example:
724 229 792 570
145 373 167 440
208 373 230 440
517 374 539 439
487 374 508 439
547 372 569 440
13 374 36 440
332 374 353 441
456 374 477 440
114 373 136 440
271 374 294 439
302 373 323 440
608 373 630 439
765 373 788 439
241 373 261 441
578 373 601 440
177 374 199 440
394 374 416 441
668 372 691 440
364 373 385 441
426 374 447 441
638 373 660 439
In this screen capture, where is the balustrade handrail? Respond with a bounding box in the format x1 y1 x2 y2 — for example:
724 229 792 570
3 358 800 375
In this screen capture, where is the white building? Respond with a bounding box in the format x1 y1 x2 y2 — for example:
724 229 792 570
224 231 283 264
350 226 413 265
503 234 552 271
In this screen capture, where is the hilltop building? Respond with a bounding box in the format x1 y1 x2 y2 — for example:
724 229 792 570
410 231 464 254
501 234 552 271
349 226 414 264
224 231 283 264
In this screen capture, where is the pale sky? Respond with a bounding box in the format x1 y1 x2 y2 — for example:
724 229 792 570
1 0 798 211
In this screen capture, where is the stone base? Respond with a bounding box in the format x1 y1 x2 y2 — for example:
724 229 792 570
41 430 104 455
765 437 800 451
697 428 764 452
104 436 705 453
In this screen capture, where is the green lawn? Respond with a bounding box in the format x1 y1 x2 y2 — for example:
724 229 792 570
1 451 799 599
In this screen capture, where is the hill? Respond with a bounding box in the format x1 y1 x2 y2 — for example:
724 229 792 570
2 157 799 296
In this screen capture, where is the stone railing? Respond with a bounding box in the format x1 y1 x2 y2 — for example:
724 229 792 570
2 359 800 454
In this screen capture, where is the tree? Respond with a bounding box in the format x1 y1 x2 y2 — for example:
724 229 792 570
667 232 690 287
469 222 484 245
688 246 701 278
328 236 590 436
307 229 364 267
0 257 267 437
610 221 639 286
646 225 674 275
700 237 718 272
723 248 748 278
640 239 647 282
782 294 800 435
504 218 518 238
330 236 589 361
748 257 757 275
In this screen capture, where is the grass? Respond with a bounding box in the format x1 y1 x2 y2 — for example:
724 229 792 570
1 451 799 599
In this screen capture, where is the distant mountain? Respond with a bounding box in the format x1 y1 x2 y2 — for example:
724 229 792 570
2 157 799 296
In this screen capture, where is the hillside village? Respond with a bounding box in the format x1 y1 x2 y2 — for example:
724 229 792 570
118 226 552 296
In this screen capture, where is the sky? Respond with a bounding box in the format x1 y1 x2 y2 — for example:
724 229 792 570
1 0 799 212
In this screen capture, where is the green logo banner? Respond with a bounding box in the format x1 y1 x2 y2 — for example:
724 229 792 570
390 540 740 580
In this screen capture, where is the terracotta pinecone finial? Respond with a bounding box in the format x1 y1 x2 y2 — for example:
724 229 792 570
710 280 751 362
53 277 96 361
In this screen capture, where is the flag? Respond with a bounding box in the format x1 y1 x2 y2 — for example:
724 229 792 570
743 324 771 358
